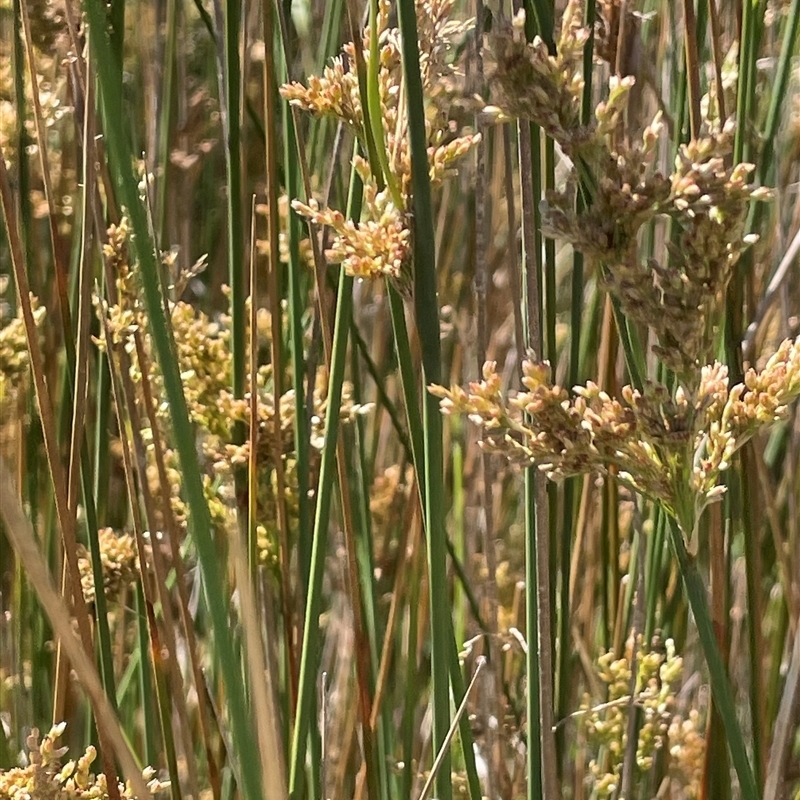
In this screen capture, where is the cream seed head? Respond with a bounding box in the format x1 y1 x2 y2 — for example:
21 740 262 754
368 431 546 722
432 338 800 534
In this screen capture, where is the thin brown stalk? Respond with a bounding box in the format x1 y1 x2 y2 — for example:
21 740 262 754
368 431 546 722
619 523 647 800
66 48 95 525
707 0 727 123
614 0 629 77
682 0 703 140
0 458 153 800
701 502 729 800
518 120 558 800
503 127 526 368
19 0 73 342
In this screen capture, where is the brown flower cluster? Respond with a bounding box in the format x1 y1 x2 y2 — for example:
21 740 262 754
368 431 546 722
77 528 139 604
544 114 768 380
485 0 769 382
432 338 800 534
281 0 478 283
582 636 683 797
0 724 167 799
486 1 590 152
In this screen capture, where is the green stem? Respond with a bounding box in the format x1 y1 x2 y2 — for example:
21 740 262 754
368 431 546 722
665 515 759 800
395 3 451 798
288 161 362 800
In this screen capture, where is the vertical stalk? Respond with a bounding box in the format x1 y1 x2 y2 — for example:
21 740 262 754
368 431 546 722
263 0 298 707
665 515 759 800
287 164 362 800
224 0 246 438
395 5 452 800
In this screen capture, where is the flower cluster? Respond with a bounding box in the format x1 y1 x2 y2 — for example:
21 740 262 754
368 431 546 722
0 294 46 406
432 338 800 534
293 189 410 281
486 1 590 152
485 0 769 381
668 708 706 798
582 636 683 797
77 528 139 604
0 724 167 799
544 115 768 379
280 0 479 283
96 221 369 563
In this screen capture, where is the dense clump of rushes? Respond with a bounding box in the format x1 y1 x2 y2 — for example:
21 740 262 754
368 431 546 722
5 0 800 797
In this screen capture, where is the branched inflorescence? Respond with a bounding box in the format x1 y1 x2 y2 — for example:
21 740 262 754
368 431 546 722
432 339 800 535
281 0 478 285
0 724 167 799
581 637 684 797
486 0 591 151
433 3 785 539
485 6 769 383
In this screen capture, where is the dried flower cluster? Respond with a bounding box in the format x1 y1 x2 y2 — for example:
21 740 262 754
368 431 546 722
0 724 167 799
432 338 800 534
281 0 479 283
486 1 590 151
545 114 767 379
486 5 768 381
581 636 683 797
77 528 139 604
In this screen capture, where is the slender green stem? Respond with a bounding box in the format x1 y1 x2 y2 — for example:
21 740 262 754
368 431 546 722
367 0 402 208
224 0 245 418
155 0 178 245
395 2 451 797
288 270 354 800
288 162 362 800
665 515 759 800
